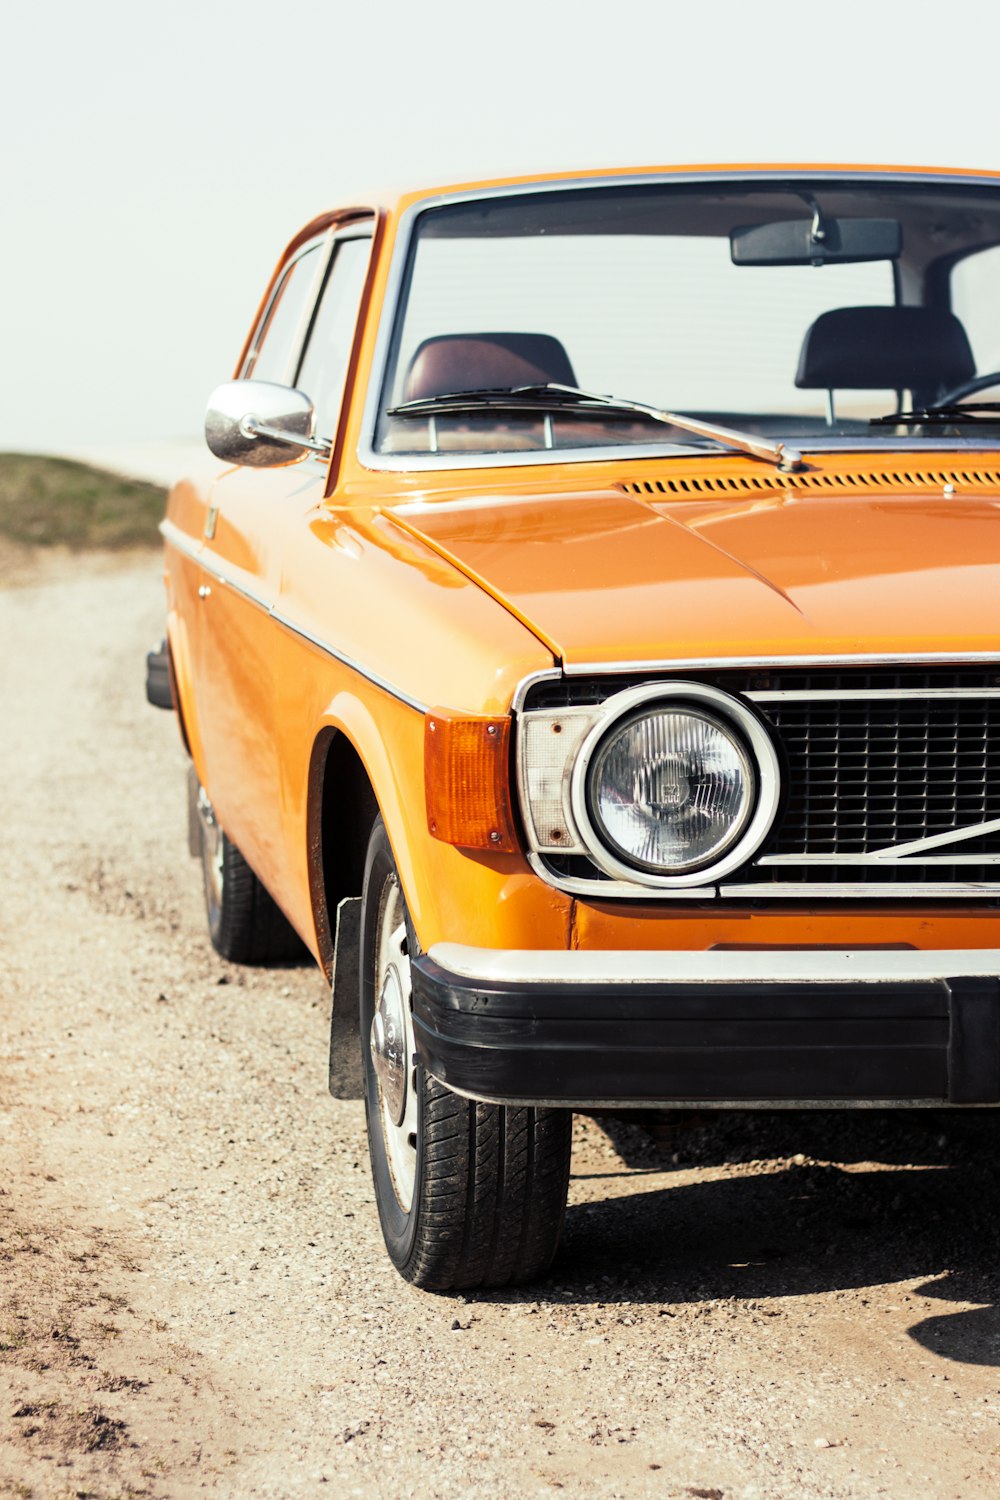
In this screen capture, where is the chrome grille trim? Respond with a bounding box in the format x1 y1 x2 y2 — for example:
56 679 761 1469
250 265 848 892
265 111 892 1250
720 882 1000 900
759 853 1000 866
747 688 1000 702
561 653 1000 678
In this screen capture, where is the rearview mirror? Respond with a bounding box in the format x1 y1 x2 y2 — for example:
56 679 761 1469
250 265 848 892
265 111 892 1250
731 217 901 267
204 380 329 467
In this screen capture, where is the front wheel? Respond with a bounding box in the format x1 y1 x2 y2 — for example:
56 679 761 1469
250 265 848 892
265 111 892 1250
360 817 572 1291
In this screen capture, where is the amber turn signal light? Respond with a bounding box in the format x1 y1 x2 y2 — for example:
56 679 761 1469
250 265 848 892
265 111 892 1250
424 711 518 852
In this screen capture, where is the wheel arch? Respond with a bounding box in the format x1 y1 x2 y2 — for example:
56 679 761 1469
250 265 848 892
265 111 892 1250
306 720 381 983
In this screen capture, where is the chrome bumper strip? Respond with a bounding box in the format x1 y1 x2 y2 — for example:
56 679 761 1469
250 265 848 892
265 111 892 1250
427 944 1000 987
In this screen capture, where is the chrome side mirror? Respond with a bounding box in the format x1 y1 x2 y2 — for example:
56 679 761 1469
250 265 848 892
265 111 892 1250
204 380 331 467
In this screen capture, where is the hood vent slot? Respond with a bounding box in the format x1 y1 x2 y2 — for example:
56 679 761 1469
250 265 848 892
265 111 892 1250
621 467 1000 499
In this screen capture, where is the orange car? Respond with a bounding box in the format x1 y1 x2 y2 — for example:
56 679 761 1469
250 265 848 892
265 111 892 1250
152 165 1000 1291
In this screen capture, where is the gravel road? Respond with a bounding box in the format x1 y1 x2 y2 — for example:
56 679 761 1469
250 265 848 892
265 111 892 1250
3 550 1000 1499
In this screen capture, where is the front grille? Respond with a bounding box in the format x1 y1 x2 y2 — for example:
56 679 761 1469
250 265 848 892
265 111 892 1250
522 668 1000 900
766 697 1000 854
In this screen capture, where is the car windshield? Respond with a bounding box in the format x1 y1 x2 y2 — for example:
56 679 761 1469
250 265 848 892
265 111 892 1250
374 176 1000 462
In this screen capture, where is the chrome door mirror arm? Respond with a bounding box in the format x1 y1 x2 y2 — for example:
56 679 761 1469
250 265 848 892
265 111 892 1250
239 414 331 457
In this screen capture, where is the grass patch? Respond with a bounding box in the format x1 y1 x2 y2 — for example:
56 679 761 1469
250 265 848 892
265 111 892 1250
0 455 166 550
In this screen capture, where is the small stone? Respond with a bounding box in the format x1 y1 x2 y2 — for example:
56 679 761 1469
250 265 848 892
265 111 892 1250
792 1153 807 1166
450 1318 463 1331
814 1436 833 1448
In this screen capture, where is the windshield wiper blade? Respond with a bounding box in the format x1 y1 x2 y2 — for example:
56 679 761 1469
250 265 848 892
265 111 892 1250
871 402 1000 426
388 383 804 472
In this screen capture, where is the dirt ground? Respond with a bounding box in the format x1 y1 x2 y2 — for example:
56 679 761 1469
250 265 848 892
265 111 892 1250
3 550 1000 1500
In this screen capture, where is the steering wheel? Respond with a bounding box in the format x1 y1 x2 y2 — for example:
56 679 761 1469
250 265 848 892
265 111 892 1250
936 370 1000 405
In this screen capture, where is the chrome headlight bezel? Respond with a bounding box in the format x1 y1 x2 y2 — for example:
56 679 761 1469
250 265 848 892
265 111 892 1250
516 681 781 890
570 684 780 887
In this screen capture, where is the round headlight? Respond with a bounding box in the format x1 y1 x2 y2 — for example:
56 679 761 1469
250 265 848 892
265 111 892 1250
587 706 755 874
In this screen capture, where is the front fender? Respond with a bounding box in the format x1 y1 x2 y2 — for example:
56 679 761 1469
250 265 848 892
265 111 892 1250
304 687 572 971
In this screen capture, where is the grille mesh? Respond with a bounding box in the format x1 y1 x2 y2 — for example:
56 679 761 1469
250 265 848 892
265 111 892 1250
767 697 1000 855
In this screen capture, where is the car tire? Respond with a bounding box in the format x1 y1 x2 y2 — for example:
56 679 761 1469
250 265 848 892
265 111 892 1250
195 781 305 964
360 816 572 1291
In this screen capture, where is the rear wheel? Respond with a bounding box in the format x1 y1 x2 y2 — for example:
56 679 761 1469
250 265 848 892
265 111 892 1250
195 782 305 964
360 817 572 1291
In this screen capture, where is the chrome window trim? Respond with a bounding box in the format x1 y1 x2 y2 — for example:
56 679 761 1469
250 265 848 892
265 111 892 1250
290 224 377 416
359 437 1000 476
160 519 427 714
358 168 1000 475
241 232 334 386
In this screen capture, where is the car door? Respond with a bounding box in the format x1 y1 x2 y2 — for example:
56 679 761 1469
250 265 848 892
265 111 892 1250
195 225 373 903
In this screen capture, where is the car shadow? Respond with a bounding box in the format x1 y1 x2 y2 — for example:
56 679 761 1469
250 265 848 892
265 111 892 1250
485 1109 1000 1368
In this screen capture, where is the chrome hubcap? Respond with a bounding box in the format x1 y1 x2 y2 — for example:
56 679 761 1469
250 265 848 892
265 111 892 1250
371 963 407 1126
372 878 417 1210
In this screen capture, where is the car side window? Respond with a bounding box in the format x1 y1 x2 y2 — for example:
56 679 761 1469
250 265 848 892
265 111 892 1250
951 245 1000 375
294 237 371 438
244 242 324 385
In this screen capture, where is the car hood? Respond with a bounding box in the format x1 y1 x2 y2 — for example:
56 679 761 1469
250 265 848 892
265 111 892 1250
391 479 1000 666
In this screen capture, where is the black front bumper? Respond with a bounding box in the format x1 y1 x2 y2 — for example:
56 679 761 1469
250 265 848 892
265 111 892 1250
410 951 1000 1107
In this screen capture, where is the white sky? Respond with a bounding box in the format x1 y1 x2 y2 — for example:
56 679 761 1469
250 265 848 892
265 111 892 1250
3 0 1000 453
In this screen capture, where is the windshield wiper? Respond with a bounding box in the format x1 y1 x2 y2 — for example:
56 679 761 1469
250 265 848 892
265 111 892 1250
388 383 804 472
871 402 1000 426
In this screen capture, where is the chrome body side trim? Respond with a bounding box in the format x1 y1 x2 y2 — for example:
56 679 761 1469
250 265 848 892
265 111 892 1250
427 942 1000 985
358 169 1000 475
269 608 429 714
159 519 428 714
